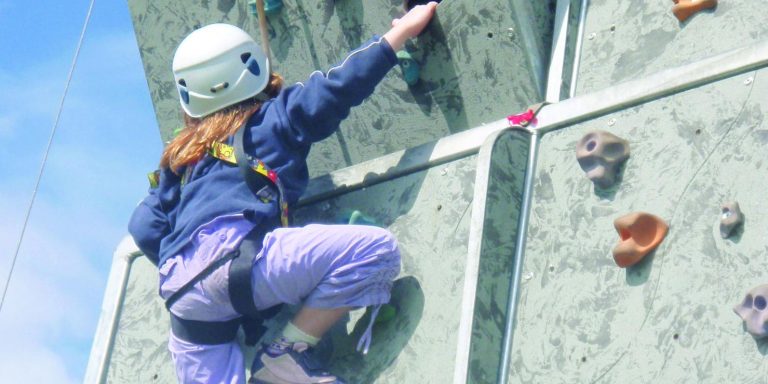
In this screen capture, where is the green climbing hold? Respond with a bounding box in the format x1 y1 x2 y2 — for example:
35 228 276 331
396 50 420 86
375 303 398 324
347 210 378 226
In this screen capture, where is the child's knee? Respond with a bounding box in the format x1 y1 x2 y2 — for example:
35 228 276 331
363 226 400 259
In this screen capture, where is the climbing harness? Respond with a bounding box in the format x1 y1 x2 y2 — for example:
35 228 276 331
166 222 282 345
161 121 289 345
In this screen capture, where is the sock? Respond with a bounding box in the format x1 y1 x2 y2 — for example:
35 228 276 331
280 321 320 347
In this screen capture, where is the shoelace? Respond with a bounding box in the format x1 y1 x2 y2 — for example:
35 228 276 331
356 304 381 355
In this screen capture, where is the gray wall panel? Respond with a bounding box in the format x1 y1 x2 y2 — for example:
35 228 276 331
107 256 174 383
509 69 768 383
127 0 547 176
575 0 768 95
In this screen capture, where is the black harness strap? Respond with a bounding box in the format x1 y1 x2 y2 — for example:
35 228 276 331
165 250 240 311
228 231 262 318
170 315 241 345
234 123 271 202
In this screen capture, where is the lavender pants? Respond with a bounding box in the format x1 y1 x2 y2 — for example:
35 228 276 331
158 214 401 384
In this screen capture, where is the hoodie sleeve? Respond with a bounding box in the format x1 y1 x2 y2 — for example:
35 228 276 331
128 185 171 266
269 35 398 148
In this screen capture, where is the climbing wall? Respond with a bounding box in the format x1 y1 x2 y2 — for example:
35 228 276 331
127 0 549 176
92 0 768 383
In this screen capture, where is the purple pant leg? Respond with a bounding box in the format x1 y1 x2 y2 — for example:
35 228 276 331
251 224 401 310
169 333 246 384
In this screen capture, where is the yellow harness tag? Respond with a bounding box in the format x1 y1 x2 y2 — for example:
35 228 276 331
147 170 160 189
209 141 290 227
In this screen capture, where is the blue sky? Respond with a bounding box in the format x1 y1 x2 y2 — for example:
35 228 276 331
0 1 161 382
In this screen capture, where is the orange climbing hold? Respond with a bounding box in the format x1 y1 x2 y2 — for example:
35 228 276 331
672 0 718 22
612 212 669 268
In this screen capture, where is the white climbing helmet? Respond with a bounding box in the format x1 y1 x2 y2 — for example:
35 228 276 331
172 23 270 118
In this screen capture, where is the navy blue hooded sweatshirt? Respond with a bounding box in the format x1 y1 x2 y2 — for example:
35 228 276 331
128 36 397 267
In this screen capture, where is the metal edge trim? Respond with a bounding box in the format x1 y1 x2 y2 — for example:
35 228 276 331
546 0 572 103
84 236 143 384
568 0 589 98
496 130 540 384
536 39 768 133
509 0 548 98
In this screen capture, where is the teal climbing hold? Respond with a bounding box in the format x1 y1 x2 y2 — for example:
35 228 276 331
396 50 420 86
247 0 283 16
264 0 283 14
347 210 378 226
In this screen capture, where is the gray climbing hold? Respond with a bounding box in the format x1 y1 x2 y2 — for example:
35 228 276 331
720 201 744 239
575 130 630 189
734 284 768 339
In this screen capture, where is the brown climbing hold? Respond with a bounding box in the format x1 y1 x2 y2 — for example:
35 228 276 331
673 0 717 22
612 212 669 268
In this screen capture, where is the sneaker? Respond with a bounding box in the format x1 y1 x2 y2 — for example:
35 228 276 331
249 338 346 384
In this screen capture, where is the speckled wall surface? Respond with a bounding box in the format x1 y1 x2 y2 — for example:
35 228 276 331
107 153 481 383
107 257 174 383
127 0 547 176
574 0 768 95
293 157 476 383
508 69 768 383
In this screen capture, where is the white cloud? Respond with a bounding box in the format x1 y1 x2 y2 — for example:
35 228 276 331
0 4 161 382
0 340 78 384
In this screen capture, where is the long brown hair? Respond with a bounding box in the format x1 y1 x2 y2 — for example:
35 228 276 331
160 73 284 173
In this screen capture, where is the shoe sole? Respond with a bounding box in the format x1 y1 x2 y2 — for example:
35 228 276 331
249 368 293 384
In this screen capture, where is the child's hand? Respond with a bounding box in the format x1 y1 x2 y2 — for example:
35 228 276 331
383 1 438 51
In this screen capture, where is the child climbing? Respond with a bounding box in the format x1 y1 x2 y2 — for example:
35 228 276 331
128 2 438 384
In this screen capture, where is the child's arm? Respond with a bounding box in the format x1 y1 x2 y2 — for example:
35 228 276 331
128 179 173 265
264 2 438 147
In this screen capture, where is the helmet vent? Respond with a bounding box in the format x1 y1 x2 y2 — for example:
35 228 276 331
178 79 186 87
210 82 230 93
242 52 261 76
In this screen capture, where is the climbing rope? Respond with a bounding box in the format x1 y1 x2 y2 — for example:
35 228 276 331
255 0 272 64
0 0 96 315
